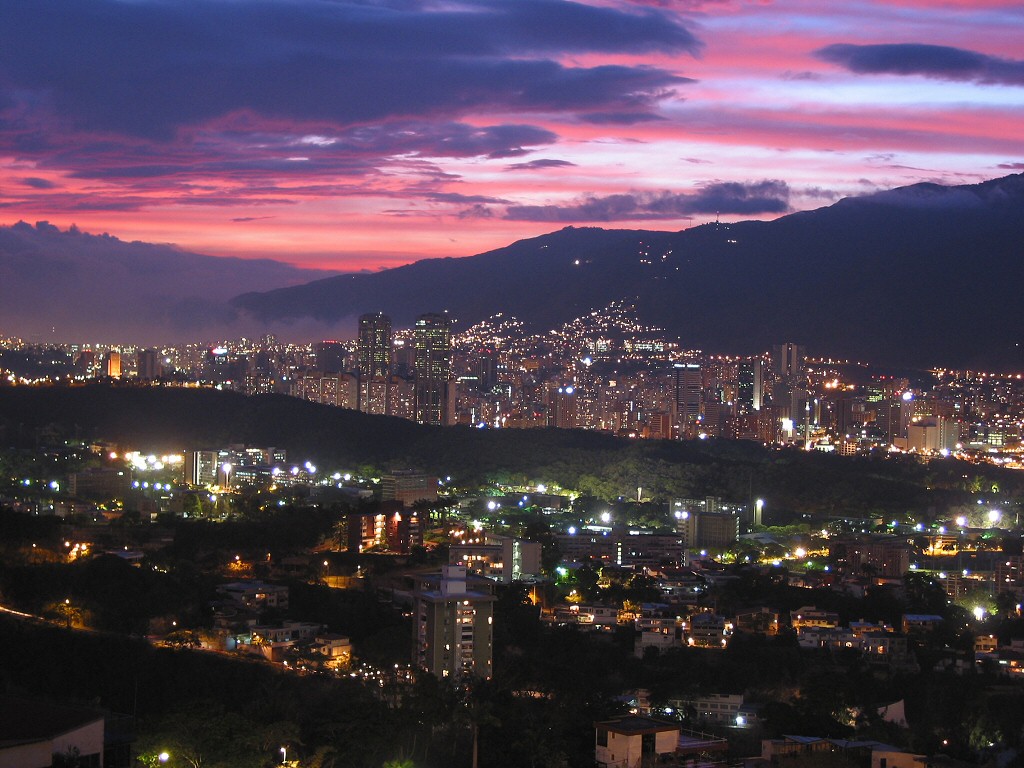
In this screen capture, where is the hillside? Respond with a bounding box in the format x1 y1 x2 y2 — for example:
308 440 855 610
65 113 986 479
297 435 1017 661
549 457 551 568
2 384 1022 517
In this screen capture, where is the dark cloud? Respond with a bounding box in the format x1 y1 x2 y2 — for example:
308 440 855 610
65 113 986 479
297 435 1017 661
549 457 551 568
458 204 495 219
19 177 57 189
780 70 821 81
799 186 842 200
31 121 557 186
998 162 1024 170
577 111 673 125
504 159 577 171
815 43 1024 86
504 180 790 221
0 122 560 215
0 0 699 139
231 216 276 223
424 192 510 205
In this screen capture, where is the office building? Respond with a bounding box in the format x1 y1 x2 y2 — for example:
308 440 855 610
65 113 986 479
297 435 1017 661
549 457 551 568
449 535 543 583
772 342 806 386
673 363 703 429
105 351 121 379
381 470 438 506
673 497 742 549
358 313 392 379
736 357 763 414
547 384 578 429
905 415 960 452
185 450 220 487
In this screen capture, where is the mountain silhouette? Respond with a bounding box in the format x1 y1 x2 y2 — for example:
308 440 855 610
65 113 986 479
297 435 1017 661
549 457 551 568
233 174 1024 368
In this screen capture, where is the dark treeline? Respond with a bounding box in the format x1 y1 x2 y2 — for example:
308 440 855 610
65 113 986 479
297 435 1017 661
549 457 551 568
1 384 1022 518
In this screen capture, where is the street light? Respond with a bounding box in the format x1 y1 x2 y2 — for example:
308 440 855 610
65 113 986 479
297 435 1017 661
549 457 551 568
280 746 287 764
158 752 169 765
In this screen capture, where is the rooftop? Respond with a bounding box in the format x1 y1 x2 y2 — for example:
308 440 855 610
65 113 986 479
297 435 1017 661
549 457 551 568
0 697 104 747
596 715 679 735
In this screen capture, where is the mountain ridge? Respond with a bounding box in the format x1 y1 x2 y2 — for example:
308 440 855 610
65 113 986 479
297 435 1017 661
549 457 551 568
233 173 1024 368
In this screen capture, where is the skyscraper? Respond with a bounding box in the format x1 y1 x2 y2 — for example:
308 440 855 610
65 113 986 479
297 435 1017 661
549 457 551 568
414 313 452 425
772 342 806 386
357 313 392 379
736 358 763 414
136 348 159 381
673 363 703 429
547 384 578 429
105 351 121 379
357 313 392 415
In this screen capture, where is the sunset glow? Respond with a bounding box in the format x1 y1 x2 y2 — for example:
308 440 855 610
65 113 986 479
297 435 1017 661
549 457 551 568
1 0 1022 271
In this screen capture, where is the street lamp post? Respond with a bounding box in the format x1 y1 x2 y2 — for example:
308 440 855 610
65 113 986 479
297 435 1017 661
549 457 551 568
280 746 287 765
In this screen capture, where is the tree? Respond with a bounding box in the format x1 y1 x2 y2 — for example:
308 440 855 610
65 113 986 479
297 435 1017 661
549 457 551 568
45 598 83 629
164 629 201 648
136 703 279 768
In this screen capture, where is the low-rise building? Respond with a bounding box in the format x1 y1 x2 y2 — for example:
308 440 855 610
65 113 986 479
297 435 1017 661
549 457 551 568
0 697 108 768
595 716 680 768
688 612 732 649
790 606 840 631
217 581 289 612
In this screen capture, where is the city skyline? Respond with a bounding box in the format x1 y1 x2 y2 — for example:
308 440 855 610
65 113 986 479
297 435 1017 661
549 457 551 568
1 0 1022 272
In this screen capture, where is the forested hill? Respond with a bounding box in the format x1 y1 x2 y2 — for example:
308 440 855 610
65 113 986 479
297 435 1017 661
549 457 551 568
1 384 1021 517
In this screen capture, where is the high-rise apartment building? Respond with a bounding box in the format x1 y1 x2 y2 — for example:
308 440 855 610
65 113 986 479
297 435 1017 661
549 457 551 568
411 565 495 679
414 313 453 425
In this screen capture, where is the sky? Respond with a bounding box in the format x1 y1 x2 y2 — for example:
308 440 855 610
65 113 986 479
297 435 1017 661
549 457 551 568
1 0 1023 272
